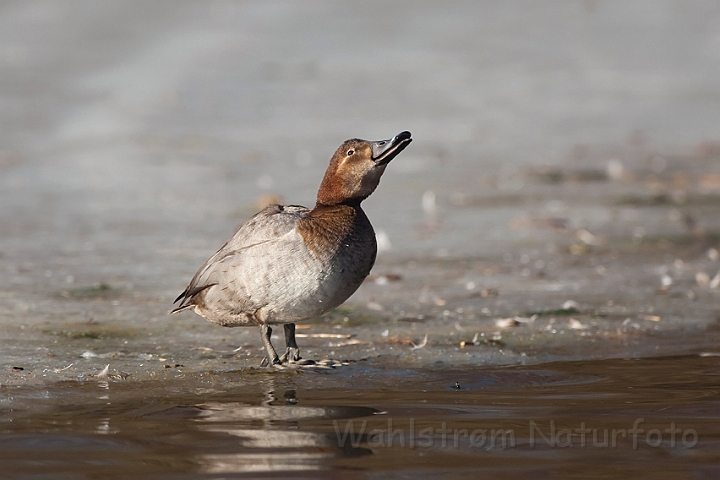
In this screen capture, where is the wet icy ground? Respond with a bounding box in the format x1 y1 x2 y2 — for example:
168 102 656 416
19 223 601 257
2 0 720 385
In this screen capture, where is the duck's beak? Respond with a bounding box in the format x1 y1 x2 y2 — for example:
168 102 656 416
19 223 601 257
371 131 412 166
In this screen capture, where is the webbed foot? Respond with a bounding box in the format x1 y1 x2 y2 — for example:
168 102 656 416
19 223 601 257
278 347 301 364
278 323 302 364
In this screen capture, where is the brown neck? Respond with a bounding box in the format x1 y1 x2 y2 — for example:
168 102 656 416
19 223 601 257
298 203 369 260
316 169 368 207
316 197 363 208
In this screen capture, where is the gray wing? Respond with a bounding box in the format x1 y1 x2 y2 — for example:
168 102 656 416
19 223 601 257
171 204 309 312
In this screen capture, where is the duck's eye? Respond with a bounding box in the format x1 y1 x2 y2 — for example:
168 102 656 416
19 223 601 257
347 149 355 156
377 141 386 146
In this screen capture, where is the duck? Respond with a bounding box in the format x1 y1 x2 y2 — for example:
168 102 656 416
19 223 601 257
171 131 412 366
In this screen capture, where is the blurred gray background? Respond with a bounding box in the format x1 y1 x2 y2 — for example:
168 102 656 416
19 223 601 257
3 0 720 255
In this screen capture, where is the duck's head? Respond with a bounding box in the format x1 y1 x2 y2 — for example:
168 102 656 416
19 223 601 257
316 131 412 206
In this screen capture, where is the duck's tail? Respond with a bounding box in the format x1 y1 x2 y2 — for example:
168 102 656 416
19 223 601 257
169 304 194 315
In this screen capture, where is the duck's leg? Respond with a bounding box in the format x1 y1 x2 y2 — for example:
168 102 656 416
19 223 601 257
278 323 301 363
260 324 280 366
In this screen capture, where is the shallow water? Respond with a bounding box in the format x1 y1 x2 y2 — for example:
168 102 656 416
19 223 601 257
2 354 719 478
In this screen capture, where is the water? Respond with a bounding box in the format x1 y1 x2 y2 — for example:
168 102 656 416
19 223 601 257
2 1 720 477
2 355 719 478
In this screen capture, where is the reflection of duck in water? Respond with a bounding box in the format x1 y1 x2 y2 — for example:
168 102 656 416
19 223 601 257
172 132 412 366
195 389 376 473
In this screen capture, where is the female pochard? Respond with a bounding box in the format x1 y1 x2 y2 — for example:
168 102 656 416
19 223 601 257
172 131 412 365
